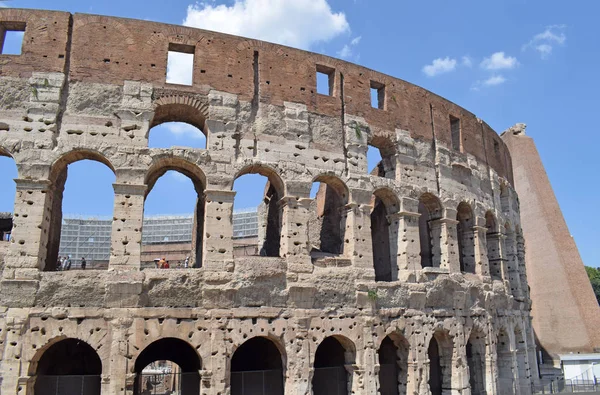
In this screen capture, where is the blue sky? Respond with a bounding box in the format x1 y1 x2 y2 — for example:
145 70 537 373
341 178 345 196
0 0 598 268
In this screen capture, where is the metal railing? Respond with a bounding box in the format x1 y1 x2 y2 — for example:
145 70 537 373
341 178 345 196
312 366 348 395
230 369 284 395
34 375 101 395
533 368 599 394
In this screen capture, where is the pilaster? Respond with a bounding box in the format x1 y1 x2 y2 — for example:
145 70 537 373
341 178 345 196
109 183 146 270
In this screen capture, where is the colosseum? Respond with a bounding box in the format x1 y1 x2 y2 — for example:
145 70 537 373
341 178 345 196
0 8 537 395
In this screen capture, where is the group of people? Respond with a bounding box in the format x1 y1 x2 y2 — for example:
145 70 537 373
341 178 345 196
56 255 86 270
155 256 190 269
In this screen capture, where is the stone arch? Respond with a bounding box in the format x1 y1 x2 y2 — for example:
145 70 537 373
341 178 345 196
485 211 502 280
428 330 454 395
149 97 209 148
467 328 487 395
133 337 201 395
230 336 285 395
457 202 476 273
233 164 286 257
30 338 102 395
45 150 117 271
312 335 356 395
418 192 442 268
367 134 397 178
378 332 409 395
143 156 207 268
371 187 400 282
309 174 349 257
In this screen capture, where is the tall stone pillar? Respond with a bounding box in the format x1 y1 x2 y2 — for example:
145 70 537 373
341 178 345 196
486 232 504 281
0 179 52 306
360 319 378 395
284 318 311 395
202 189 235 269
109 184 146 270
107 316 133 395
473 224 490 277
393 211 421 281
0 314 27 395
346 202 374 280
429 218 460 272
503 232 522 299
279 196 311 268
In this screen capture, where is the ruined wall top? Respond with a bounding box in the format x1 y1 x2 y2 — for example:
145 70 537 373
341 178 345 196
0 8 513 184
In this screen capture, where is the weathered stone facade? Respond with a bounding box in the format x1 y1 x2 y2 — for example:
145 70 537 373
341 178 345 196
0 9 536 395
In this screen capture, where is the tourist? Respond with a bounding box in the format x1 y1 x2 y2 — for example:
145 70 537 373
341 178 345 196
65 255 72 270
158 257 166 269
164 261 170 269
81 257 86 270
184 256 189 268
57 256 63 271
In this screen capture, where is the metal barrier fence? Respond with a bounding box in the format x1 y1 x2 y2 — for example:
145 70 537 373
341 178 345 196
230 369 284 395
312 366 348 395
34 375 101 395
533 371 600 394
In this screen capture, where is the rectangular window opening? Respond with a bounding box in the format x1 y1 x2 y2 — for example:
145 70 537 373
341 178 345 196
450 115 461 151
316 65 335 96
166 43 195 86
1 23 26 55
370 81 385 110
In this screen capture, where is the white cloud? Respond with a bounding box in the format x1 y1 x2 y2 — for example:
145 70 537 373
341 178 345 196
183 0 349 50
480 52 519 70
166 52 194 85
350 36 361 46
523 25 567 59
337 44 352 59
472 75 507 91
422 57 457 77
483 75 506 86
462 56 473 68
164 122 206 140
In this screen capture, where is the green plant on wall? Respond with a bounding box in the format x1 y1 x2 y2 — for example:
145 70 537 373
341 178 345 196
367 289 378 301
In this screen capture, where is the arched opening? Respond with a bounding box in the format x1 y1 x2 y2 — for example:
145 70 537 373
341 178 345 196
371 189 399 282
313 336 354 395
496 330 514 395
378 335 409 395
485 211 502 280
231 337 285 395
309 176 348 258
467 330 487 395
47 154 116 271
233 166 284 257
134 338 201 395
143 161 206 269
456 202 475 273
428 331 453 395
33 338 102 395
149 102 207 149
367 138 395 179
418 193 442 268
0 152 17 242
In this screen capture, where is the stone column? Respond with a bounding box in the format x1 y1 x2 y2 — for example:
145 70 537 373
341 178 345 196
473 225 490 277
452 334 470 395
202 189 235 270
360 319 378 394
429 218 459 272
107 316 134 395
285 318 311 395
486 232 504 281
503 232 522 299
1 179 52 306
485 334 498 395
279 196 312 269
393 211 421 281
346 202 374 280
0 314 27 395
109 184 146 270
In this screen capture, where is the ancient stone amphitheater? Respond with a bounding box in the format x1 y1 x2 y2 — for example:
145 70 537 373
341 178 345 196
0 8 536 395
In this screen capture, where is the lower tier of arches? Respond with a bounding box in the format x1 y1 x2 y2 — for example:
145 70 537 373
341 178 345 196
0 308 538 395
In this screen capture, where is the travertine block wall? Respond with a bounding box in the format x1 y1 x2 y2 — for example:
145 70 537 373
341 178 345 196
0 8 535 395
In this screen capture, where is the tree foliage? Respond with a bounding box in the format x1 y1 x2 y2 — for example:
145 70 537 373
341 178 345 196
585 266 600 305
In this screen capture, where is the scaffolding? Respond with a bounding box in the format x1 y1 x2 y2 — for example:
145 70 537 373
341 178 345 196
58 209 259 262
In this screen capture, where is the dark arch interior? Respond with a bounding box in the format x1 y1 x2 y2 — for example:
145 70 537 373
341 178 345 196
135 338 201 373
371 196 393 282
231 337 283 372
467 335 486 395
311 179 347 256
378 337 400 395
418 201 433 268
34 339 101 395
134 338 201 395
231 337 284 395
428 337 442 395
312 337 350 395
